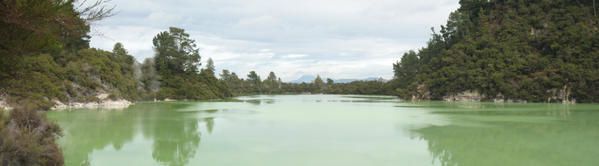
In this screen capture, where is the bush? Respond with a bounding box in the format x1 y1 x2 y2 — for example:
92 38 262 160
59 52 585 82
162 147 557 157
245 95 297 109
0 109 64 166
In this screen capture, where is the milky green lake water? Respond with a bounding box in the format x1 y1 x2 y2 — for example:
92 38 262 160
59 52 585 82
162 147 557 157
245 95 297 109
46 95 599 166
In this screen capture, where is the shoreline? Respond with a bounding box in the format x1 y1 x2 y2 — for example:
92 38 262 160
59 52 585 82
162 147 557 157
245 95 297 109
0 94 586 112
51 99 133 111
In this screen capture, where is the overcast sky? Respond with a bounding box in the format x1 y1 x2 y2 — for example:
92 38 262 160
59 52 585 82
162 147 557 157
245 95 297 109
88 0 459 81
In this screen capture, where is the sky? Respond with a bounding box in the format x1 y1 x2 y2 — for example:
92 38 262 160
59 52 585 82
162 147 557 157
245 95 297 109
87 0 459 81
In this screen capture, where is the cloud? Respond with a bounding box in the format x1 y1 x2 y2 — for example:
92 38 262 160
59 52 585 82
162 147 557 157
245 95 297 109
88 0 459 81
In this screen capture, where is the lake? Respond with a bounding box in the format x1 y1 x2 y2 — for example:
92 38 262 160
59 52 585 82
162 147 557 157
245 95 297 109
47 95 599 166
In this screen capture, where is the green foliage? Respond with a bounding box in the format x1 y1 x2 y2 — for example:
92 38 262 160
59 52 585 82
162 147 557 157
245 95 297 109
313 75 325 93
63 47 139 102
220 70 247 96
392 0 599 102
263 72 282 94
153 27 201 75
279 79 392 95
205 58 215 75
220 70 392 96
0 45 140 110
326 78 334 85
0 0 138 109
150 27 231 100
0 0 147 165
327 80 394 95
0 0 90 57
2 54 66 110
246 71 263 94
0 0 88 110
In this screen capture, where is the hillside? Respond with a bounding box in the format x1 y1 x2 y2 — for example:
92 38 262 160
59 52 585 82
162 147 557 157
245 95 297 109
392 0 599 103
0 2 230 110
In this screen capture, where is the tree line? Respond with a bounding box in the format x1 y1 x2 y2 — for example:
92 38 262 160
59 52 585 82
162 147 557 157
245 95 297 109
138 27 392 100
390 0 599 103
217 71 392 96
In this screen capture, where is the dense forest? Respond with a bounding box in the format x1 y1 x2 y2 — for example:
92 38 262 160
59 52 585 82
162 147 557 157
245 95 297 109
391 0 599 103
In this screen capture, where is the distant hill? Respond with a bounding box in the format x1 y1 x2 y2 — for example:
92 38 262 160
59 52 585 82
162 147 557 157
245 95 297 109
290 75 384 83
290 75 316 83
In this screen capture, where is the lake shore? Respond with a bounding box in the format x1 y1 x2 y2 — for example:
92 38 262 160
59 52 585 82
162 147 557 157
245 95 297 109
51 99 133 110
51 93 133 110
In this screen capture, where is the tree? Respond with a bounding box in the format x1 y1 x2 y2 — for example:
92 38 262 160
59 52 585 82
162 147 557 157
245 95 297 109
110 43 138 99
199 57 230 98
326 78 334 85
220 69 231 80
228 72 244 95
153 27 201 75
202 58 216 81
0 0 87 56
150 27 230 99
112 43 128 57
264 72 279 94
392 50 420 98
247 71 262 93
313 75 325 93
0 0 114 108
205 58 216 79
206 58 215 73
391 0 599 103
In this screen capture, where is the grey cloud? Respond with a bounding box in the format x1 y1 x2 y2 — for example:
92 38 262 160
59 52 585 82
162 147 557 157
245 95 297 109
88 0 459 81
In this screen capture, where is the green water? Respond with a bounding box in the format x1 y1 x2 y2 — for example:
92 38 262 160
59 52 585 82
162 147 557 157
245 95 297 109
47 95 599 166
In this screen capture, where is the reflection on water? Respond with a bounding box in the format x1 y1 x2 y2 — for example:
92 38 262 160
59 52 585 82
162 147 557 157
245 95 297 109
51 103 214 166
410 103 599 166
139 105 201 166
47 95 599 166
51 109 135 166
205 117 215 134
234 95 277 105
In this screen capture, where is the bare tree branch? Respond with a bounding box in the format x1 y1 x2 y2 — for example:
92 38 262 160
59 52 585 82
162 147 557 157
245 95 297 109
75 0 116 22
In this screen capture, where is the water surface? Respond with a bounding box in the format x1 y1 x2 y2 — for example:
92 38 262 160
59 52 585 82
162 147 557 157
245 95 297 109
47 95 599 166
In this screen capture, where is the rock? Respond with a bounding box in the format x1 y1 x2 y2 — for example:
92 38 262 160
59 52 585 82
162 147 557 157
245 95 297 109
409 84 431 101
52 100 68 110
97 93 110 100
51 99 132 110
493 98 505 103
443 91 483 102
99 99 132 109
545 85 576 103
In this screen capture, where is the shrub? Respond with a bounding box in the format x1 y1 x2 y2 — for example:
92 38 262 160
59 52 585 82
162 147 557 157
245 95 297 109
0 109 63 166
